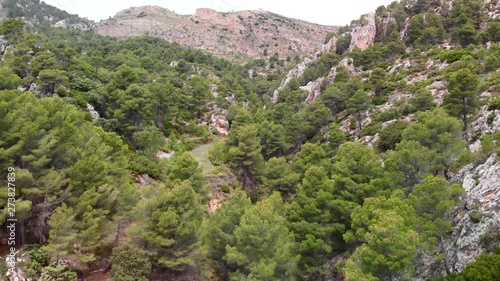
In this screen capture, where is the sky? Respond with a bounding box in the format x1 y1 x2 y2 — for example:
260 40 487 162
43 0 397 26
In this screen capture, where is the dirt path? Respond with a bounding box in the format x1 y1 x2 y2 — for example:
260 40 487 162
190 142 215 174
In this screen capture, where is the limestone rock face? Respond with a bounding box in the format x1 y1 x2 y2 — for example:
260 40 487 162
444 154 500 273
272 36 337 104
426 80 448 105
301 77 325 103
349 12 376 51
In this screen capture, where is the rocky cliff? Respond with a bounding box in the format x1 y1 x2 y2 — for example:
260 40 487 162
96 6 337 59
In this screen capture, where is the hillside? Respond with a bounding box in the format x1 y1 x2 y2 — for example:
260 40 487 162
0 0 499 281
96 6 337 59
0 0 94 30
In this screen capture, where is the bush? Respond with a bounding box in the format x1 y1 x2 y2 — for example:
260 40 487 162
377 121 409 152
469 211 482 223
39 265 77 281
374 108 400 122
489 97 500 111
440 48 473 63
110 243 151 281
208 141 226 166
221 185 231 193
359 122 382 137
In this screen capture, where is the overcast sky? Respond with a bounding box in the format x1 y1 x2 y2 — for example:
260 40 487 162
43 0 397 26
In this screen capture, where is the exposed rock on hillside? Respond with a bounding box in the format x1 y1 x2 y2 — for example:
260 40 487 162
209 114 230 136
444 154 500 273
349 12 376 51
271 36 337 104
97 6 337 59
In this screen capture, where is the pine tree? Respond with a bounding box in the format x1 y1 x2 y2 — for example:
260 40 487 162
344 211 418 281
263 157 300 199
346 90 372 130
443 68 479 141
287 166 345 278
227 125 264 196
46 204 77 262
134 181 204 272
200 190 252 278
225 193 299 280
168 151 206 198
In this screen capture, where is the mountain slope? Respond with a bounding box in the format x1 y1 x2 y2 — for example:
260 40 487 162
97 6 337 59
0 0 94 30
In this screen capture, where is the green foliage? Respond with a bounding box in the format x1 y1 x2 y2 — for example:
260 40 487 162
200 190 252 278
402 109 466 173
132 181 204 271
225 193 299 280
258 120 287 160
346 90 373 130
386 140 434 188
0 66 22 89
168 151 206 198
377 121 409 152
332 142 384 205
38 69 68 93
133 126 165 159
287 166 345 278
46 203 77 262
292 143 331 177
407 88 436 113
263 157 300 199
0 19 25 41
30 51 59 77
443 68 480 132
110 243 151 281
208 140 227 166
39 265 77 281
25 246 50 278
431 250 500 281
344 211 418 281
336 34 352 55
227 125 264 194
409 176 464 249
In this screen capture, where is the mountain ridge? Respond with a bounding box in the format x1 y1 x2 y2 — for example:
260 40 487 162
96 5 338 59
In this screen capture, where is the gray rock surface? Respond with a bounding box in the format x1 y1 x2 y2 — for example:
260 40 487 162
444 154 500 272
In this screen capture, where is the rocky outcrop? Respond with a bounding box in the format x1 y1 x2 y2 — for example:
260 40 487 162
468 105 500 152
339 57 356 74
388 58 411 74
349 12 376 51
52 19 96 31
156 151 174 160
301 77 325 103
86 103 100 122
209 114 229 135
444 154 500 273
136 173 154 189
486 0 500 19
272 36 337 104
426 80 448 105
5 251 29 281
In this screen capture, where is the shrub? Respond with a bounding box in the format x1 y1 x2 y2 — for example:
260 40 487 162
469 211 482 223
